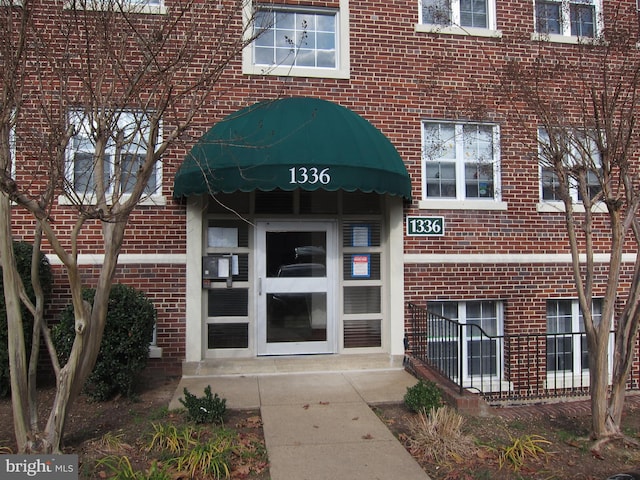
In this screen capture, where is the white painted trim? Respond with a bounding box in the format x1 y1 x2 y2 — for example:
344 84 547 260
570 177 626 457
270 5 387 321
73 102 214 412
415 24 503 38
418 200 508 211
46 253 185 265
242 0 350 79
388 196 405 357
185 196 205 362
404 253 637 264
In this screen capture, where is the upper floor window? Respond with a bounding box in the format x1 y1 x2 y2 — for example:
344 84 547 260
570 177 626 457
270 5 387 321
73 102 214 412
538 127 601 204
418 0 500 36
243 2 350 79
422 121 501 202
67 110 162 201
534 0 601 39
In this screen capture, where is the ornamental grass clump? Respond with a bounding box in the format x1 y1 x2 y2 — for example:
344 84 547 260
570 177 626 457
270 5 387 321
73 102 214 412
407 406 478 465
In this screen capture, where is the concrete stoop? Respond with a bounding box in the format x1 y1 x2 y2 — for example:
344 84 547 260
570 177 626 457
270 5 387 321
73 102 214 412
181 353 405 377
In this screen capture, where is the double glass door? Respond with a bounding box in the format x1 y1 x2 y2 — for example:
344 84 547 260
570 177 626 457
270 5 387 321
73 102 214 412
256 221 336 355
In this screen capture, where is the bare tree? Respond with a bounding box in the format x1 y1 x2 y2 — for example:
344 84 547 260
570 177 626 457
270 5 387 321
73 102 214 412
0 0 260 453
502 5 640 451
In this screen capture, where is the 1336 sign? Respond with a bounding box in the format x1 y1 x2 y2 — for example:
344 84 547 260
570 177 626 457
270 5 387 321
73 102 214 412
406 216 445 236
289 167 331 185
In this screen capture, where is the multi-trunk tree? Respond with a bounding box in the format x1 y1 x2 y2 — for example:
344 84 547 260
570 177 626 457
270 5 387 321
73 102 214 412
502 4 640 451
0 0 259 453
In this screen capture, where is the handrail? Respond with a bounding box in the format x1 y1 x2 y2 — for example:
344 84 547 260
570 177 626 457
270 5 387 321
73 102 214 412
406 302 637 404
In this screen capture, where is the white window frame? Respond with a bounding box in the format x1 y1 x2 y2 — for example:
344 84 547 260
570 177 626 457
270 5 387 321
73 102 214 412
61 109 164 206
546 298 611 387
427 300 505 390
416 0 502 38
537 127 605 213
243 1 350 79
531 0 603 44
63 0 166 15
420 121 506 211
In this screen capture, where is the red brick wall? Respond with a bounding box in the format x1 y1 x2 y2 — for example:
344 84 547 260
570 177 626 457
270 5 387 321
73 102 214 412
9 0 640 377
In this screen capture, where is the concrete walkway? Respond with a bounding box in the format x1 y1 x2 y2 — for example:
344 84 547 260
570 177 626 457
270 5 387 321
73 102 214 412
169 370 431 480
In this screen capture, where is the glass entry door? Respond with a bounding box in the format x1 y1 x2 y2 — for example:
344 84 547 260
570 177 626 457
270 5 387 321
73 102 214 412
256 221 337 355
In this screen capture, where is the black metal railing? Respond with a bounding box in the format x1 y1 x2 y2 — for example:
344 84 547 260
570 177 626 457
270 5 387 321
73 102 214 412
407 302 640 404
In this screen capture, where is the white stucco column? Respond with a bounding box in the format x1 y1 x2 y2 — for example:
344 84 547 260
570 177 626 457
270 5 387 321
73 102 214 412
388 196 406 357
184 195 204 362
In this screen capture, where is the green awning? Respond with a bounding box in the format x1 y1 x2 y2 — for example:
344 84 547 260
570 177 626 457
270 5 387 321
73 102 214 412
173 97 412 199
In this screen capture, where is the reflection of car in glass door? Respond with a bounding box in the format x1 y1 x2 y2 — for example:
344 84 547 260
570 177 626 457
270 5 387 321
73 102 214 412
269 247 327 342
257 222 336 355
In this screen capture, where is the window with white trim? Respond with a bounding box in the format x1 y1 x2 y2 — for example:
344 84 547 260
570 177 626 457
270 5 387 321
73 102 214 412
427 300 503 382
420 0 497 30
244 2 349 79
538 127 601 203
422 121 500 201
546 298 602 375
67 110 161 199
534 0 601 38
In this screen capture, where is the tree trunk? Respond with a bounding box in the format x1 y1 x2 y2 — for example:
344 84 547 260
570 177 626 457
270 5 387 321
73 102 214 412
589 337 612 439
0 195 31 451
40 219 128 453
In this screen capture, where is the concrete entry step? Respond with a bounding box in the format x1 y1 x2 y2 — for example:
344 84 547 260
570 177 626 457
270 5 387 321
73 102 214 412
181 353 405 376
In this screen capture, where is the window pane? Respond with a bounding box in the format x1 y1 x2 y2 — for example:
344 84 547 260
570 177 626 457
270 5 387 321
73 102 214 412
70 110 157 196
344 320 381 348
425 162 456 198
460 0 487 28
422 0 452 24
547 336 573 371
208 324 248 349
254 10 336 69
547 300 572 333
122 153 154 194
570 4 595 37
424 123 455 160
208 289 248 317
465 162 494 198
343 253 380 280
344 286 381 314
428 340 459 376
468 339 497 375
535 1 561 34
427 301 459 321
342 222 381 247
74 152 96 193
541 167 562 200
466 301 497 336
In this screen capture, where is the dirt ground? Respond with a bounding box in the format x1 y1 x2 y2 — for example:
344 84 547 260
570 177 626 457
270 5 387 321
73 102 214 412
2 375 640 479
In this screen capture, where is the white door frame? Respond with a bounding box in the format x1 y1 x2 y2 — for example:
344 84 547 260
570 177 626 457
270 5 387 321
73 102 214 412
255 220 338 355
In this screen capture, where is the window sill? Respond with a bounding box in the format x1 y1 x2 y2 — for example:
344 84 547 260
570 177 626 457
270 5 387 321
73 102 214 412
530 32 600 45
242 63 350 80
57 194 167 207
418 199 508 211
537 201 608 213
415 24 502 38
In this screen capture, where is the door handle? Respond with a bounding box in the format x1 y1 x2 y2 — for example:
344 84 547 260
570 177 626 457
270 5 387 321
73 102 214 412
258 277 262 296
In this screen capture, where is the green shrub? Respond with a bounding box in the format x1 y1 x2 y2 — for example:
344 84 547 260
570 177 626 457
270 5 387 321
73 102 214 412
179 385 227 424
404 379 443 414
0 242 53 397
52 283 156 401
